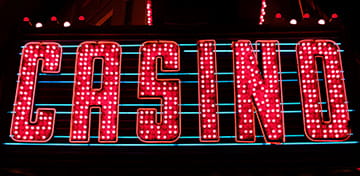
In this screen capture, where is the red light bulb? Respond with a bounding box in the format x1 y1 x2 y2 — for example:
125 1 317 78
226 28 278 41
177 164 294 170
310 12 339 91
78 16 85 21
303 13 310 19
331 13 339 19
23 17 30 22
50 16 57 21
275 13 282 19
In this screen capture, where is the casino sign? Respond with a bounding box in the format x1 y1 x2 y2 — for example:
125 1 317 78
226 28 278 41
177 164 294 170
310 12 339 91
7 38 353 145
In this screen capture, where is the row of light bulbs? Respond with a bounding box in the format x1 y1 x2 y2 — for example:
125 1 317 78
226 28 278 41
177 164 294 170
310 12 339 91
23 16 85 28
274 12 339 25
23 12 339 29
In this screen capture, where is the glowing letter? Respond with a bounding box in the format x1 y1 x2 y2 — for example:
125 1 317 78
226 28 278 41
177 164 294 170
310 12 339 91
137 41 181 143
296 40 350 141
70 41 121 143
197 40 220 142
232 40 285 144
10 42 62 142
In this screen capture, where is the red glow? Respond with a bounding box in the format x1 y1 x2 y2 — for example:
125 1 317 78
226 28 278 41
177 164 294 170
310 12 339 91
137 41 181 143
10 42 62 142
50 16 57 21
23 17 30 22
78 16 85 21
275 13 282 19
197 40 220 142
232 40 285 144
70 41 122 143
331 13 339 19
296 40 350 141
303 13 310 19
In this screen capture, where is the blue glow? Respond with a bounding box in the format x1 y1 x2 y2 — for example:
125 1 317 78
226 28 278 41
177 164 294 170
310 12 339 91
217 80 233 83
3 141 358 147
281 102 301 105
13 134 355 140
28 102 321 107
160 72 198 76
214 72 233 75
280 50 296 52
63 52 77 55
282 110 302 113
180 103 199 106
34 79 315 84
183 50 344 53
281 79 298 82
51 135 306 139
179 112 198 115
62 45 80 48
31 102 308 106
216 111 234 114
215 43 232 46
34 71 332 77
20 43 342 49
122 52 140 55
37 72 198 76
215 50 233 52
178 43 197 46
35 72 309 76
30 102 332 107
279 71 297 74
180 81 198 83
218 103 234 106
7 109 356 115
19 51 140 55
119 103 162 106
183 50 199 53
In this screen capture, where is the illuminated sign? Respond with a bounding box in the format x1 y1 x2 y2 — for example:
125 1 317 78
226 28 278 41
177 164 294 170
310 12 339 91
6 38 355 146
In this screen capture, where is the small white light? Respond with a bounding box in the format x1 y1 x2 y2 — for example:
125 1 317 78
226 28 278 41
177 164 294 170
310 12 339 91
290 19 297 25
63 21 71 27
35 22 43 28
318 19 326 25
